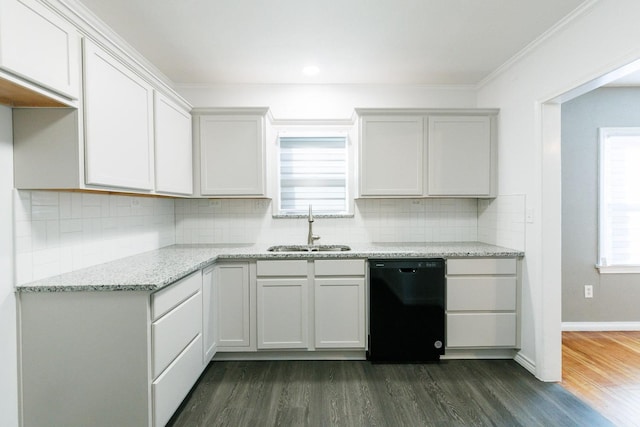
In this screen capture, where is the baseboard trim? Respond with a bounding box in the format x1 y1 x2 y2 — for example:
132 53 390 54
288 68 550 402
562 321 640 331
514 352 536 376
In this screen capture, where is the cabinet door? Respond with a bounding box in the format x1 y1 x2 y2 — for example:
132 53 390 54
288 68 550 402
83 39 154 191
0 0 80 99
359 116 424 196
154 92 193 195
202 266 218 363
315 277 365 348
427 115 493 196
257 278 308 349
216 263 251 348
199 114 265 196
446 313 516 348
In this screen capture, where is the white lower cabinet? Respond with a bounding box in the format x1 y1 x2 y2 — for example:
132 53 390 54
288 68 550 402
314 278 364 348
257 260 309 349
255 259 366 352
215 262 253 350
445 258 519 349
19 270 206 427
314 259 366 349
202 266 218 362
152 334 203 427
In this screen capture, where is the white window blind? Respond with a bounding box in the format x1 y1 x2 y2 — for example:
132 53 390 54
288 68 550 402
278 135 347 215
599 127 640 267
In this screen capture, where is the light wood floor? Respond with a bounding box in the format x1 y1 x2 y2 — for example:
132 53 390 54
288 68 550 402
562 331 640 427
170 359 611 426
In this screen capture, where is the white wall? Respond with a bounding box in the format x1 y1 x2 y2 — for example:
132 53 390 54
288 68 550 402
0 106 18 426
477 0 640 380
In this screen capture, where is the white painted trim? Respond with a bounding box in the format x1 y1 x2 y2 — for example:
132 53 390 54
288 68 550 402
537 102 563 382
477 0 599 90
597 265 640 274
562 322 640 331
514 352 537 378
441 348 517 360
213 351 366 361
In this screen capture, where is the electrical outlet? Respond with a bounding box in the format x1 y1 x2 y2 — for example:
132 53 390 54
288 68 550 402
131 198 140 208
208 199 221 208
584 285 593 299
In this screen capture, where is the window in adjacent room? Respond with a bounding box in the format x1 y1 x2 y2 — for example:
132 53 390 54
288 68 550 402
598 127 640 272
277 134 349 216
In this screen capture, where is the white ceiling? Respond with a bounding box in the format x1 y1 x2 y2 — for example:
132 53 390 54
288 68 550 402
76 0 589 86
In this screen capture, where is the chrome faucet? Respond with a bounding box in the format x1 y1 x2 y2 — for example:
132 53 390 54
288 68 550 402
307 205 320 245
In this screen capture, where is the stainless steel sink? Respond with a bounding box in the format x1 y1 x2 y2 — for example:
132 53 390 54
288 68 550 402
267 244 351 252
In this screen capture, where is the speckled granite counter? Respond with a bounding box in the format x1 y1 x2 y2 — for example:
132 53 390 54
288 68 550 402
16 242 524 293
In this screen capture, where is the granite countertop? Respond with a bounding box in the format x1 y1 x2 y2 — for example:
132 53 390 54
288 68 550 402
16 242 524 293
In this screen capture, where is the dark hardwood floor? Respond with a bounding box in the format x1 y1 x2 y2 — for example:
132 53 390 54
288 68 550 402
562 331 640 427
169 359 612 426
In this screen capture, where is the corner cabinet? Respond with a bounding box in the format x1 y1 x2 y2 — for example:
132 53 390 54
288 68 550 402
19 270 207 427
357 109 498 198
194 108 268 197
12 39 193 195
215 262 254 351
0 0 80 103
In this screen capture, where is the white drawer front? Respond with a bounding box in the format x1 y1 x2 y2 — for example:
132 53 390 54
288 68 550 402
152 290 202 379
446 313 516 348
315 259 365 276
447 258 516 275
257 260 307 276
152 271 201 321
447 277 517 311
153 334 203 427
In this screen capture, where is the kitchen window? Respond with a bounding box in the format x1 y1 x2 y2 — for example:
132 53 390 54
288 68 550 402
598 127 640 273
276 134 349 216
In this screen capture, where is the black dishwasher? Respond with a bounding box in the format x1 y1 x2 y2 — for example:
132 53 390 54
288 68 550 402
368 258 445 362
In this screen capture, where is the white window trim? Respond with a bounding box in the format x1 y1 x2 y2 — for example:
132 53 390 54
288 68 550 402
596 265 640 274
597 126 640 273
266 120 356 218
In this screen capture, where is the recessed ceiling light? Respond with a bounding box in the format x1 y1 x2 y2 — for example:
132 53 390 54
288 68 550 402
303 65 320 76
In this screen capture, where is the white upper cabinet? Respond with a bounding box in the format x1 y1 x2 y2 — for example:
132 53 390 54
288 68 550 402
428 115 495 196
359 115 424 196
195 109 267 197
0 0 80 101
357 109 498 198
83 39 154 191
154 92 193 195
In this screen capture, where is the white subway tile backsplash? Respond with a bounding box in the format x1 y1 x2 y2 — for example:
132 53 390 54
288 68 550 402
14 190 175 284
14 189 526 284
477 194 526 251
175 198 480 246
